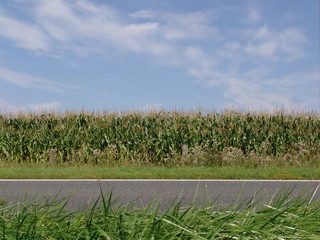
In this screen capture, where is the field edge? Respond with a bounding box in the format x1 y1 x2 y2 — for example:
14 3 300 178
0 166 319 180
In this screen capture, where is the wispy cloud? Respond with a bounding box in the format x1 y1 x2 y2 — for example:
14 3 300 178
194 67 318 111
0 68 81 92
0 1 220 57
29 101 60 111
0 1 305 63
140 103 162 112
0 13 48 51
244 2 261 24
160 11 219 41
0 99 9 110
32 0 165 55
0 99 61 113
0 0 314 111
130 10 156 19
244 25 306 61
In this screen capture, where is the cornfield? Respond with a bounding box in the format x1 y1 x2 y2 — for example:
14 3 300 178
0 110 319 167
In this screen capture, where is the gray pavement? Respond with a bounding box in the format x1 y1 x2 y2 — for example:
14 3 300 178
0 180 319 211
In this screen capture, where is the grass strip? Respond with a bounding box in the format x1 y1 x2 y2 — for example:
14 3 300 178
0 165 319 179
0 186 319 239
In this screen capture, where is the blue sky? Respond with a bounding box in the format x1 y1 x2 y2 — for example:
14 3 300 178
0 0 319 113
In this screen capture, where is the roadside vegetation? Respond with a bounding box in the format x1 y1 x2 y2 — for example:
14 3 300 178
0 165 319 179
1 109 319 170
1 186 319 239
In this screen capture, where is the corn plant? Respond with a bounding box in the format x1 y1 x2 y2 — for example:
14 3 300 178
0 110 319 166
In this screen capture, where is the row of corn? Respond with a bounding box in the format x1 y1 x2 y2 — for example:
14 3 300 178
0 110 319 166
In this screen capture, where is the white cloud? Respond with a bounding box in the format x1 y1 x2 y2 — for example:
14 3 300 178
161 11 219 41
185 40 317 110
189 68 223 87
0 1 308 64
243 0 261 25
0 99 9 109
29 101 60 111
0 1 220 57
0 99 23 113
223 77 293 110
0 68 81 92
244 25 306 61
279 28 306 60
130 10 156 19
195 67 318 111
34 0 174 56
141 103 162 112
0 99 60 113
0 0 168 56
0 13 48 51
245 40 278 58
184 46 216 69
253 25 271 39
2 1 303 66
264 71 319 87
185 47 205 59
0 1 314 111
249 9 260 23
224 41 241 51
245 7 260 24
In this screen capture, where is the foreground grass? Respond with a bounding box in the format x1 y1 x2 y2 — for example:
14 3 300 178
0 165 319 179
1 187 320 239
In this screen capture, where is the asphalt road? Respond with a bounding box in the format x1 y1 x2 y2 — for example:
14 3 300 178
1 180 319 211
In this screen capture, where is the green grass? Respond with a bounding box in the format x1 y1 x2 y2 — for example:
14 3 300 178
1 186 320 239
0 165 319 179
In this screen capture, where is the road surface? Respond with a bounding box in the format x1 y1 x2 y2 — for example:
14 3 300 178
1 179 319 211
